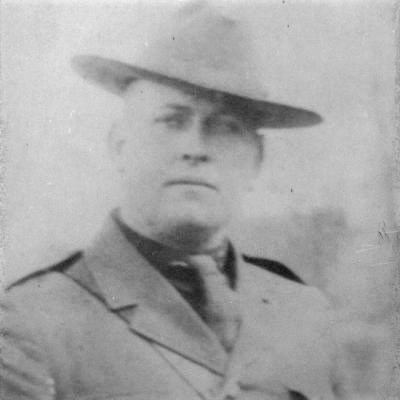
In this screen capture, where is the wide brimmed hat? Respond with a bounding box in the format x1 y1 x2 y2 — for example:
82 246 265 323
72 1 322 129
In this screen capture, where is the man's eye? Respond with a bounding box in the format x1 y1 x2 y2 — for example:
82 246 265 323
155 115 187 129
212 118 244 135
224 121 241 133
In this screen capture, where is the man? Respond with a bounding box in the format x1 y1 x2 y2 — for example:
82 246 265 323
0 2 378 400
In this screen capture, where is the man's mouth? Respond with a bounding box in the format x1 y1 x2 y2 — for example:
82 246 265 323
166 178 217 191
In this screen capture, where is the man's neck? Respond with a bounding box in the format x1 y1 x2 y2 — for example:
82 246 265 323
118 207 227 255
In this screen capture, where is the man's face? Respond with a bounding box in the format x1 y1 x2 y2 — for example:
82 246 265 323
111 80 262 244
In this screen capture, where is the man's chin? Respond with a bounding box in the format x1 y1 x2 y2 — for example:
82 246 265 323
156 203 229 239
164 211 222 232
155 218 226 252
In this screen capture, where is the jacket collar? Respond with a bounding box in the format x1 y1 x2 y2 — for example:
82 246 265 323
84 215 228 374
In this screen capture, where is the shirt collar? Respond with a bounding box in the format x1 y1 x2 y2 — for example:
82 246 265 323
111 209 237 289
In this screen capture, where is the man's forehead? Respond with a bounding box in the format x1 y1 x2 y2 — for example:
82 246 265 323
123 79 249 119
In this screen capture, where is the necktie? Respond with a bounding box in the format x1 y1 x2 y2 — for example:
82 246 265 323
187 255 242 352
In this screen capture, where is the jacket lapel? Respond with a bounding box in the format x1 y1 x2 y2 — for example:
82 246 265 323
84 217 227 375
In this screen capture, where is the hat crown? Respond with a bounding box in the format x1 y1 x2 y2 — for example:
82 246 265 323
143 1 252 77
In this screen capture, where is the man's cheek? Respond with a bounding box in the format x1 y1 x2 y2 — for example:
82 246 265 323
225 168 251 188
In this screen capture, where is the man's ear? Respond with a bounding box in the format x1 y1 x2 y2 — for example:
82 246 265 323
108 120 126 173
246 135 263 191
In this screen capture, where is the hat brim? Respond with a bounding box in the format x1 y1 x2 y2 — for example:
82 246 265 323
71 55 322 129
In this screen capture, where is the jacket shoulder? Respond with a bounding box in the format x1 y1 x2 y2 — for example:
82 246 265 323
240 255 331 313
2 251 105 342
5 251 83 293
2 252 86 342
242 254 304 285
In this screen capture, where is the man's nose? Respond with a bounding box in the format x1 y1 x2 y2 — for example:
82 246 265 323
177 120 209 163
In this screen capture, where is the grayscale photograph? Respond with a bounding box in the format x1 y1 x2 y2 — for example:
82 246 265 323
1 1 398 399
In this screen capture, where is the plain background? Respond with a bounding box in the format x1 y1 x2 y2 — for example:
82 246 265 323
2 0 398 394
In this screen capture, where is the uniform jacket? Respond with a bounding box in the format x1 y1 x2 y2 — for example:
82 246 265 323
1 216 341 400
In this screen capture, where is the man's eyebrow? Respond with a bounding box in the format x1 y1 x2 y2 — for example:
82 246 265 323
211 108 244 122
163 104 193 114
215 109 238 118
